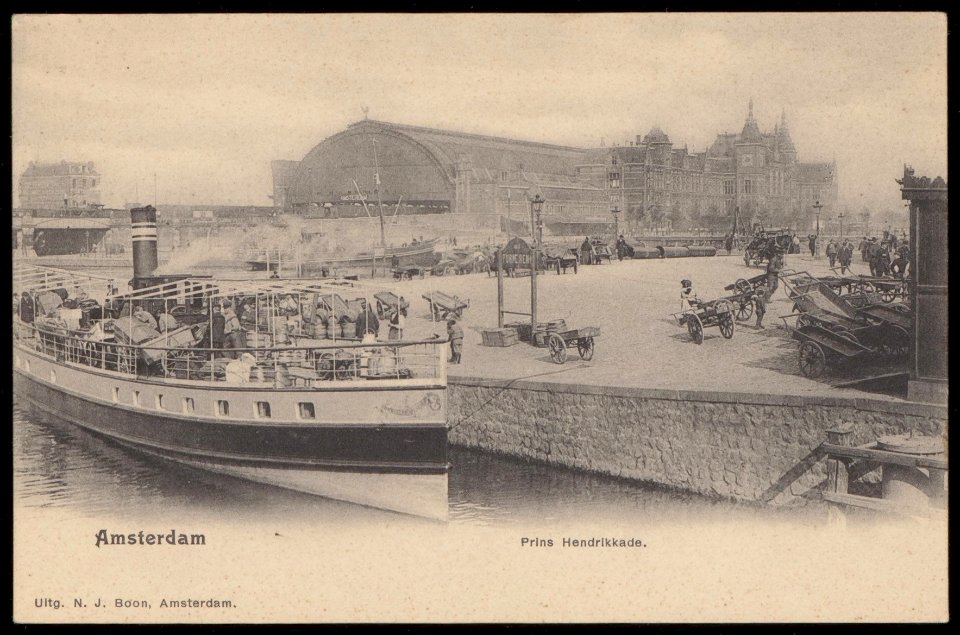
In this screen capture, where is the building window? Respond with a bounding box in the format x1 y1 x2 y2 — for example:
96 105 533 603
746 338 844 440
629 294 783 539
256 401 272 418
744 180 753 195
298 402 316 419
217 400 230 417
723 181 735 195
607 172 621 188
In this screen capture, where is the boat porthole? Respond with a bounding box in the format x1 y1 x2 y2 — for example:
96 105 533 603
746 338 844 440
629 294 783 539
112 387 120 403
182 397 195 414
133 391 141 407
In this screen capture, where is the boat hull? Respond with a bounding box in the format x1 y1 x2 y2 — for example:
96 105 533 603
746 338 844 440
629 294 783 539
14 347 449 520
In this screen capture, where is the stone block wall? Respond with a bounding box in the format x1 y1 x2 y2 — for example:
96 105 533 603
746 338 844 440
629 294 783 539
447 377 948 504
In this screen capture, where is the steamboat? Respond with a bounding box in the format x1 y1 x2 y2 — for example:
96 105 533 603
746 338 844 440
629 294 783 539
13 206 450 520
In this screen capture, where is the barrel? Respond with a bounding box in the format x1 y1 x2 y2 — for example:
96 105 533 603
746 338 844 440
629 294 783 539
340 321 357 339
878 434 946 508
326 320 342 339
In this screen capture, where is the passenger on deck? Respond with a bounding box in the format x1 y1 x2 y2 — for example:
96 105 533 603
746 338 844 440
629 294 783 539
225 352 259 384
221 300 246 358
355 304 380 338
133 306 158 330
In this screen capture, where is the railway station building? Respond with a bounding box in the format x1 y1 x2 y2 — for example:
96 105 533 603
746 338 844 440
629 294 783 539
273 103 838 232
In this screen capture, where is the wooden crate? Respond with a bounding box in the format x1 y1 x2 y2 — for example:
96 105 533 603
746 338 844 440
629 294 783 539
481 328 518 347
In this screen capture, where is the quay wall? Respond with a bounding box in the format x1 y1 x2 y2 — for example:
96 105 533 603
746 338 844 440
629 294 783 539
447 377 948 504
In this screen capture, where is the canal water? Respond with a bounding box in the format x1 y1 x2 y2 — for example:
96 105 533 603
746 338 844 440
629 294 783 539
13 402 828 528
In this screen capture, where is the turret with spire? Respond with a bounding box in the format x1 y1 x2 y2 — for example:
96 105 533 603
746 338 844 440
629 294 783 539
776 108 797 163
739 98 763 143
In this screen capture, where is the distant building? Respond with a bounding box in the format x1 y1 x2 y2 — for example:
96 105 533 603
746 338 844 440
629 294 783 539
575 101 839 232
18 161 102 210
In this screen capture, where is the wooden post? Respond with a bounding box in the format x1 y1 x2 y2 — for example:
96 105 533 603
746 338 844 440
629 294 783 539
825 424 854 494
496 248 504 328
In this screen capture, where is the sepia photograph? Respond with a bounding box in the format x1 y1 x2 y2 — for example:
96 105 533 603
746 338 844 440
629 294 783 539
12 12 948 623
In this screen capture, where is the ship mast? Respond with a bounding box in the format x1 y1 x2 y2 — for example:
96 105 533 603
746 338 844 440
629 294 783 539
371 138 386 248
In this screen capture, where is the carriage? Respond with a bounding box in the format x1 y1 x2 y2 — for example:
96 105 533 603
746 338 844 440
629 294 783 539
743 229 792 267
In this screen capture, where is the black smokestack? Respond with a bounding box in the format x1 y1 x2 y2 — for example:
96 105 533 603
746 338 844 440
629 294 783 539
131 205 159 280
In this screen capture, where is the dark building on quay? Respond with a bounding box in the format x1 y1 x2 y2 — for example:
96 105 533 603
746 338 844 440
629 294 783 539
272 102 838 233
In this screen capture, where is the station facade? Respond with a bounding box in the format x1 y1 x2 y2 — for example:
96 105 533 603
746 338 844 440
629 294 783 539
273 103 838 232
575 101 838 232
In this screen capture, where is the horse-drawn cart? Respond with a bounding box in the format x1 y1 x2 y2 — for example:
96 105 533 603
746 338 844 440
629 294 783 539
547 326 600 364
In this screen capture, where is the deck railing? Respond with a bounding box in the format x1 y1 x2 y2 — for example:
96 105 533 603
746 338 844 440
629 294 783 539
14 320 446 387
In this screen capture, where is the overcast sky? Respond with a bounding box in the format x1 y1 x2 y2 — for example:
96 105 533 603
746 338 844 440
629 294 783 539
12 13 947 212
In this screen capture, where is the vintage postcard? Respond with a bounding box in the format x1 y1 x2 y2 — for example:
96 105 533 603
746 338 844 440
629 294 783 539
12 13 948 623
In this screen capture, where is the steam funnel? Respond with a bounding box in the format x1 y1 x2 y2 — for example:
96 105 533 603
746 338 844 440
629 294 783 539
131 205 159 280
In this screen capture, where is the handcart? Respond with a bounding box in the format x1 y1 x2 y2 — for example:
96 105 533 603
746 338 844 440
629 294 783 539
547 326 601 364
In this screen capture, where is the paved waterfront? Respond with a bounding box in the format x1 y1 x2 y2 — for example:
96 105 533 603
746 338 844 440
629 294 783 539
393 251 908 399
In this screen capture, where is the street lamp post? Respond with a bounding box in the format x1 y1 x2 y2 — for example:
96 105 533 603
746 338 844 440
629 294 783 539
812 200 824 258
611 204 621 261
838 212 844 241
530 194 544 333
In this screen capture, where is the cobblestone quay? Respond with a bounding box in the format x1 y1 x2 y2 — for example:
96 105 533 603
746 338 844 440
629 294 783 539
447 377 947 504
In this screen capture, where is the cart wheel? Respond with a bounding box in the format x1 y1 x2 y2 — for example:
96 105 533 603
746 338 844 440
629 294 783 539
577 337 595 361
735 301 753 322
402 272 412 281
734 278 751 294
719 312 735 339
686 314 704 345
798 341 826 378
548 333 567 364
860 281 875 294
880 290 895 303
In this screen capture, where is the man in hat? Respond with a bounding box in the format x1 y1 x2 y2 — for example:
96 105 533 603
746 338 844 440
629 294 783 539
866 237 881 276
447 318 464 364
825 238 838 268
754 282 768 329
766 248 783 297
221 299 245 358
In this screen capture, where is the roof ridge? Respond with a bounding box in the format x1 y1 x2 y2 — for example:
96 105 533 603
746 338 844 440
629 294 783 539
349 119 587 153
